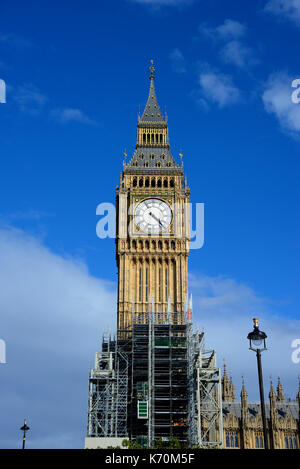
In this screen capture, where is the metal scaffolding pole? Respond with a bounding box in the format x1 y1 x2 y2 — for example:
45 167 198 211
195 347 223 448
86 333 128 439
147 300 154 447
86 306 223 448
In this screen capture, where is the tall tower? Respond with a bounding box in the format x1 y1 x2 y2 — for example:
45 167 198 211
85 62 223 450
116 61 190 331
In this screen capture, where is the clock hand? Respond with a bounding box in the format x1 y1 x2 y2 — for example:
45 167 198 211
159 219 165 229
149 211 165 229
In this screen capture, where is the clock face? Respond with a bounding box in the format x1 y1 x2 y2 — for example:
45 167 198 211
135 198 172 234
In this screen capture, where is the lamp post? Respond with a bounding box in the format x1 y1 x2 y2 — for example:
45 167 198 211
20 419 30 449
247 318 268 449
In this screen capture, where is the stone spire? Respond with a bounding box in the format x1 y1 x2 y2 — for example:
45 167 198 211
269 378 280 448
269 378 277 409
241 377 248 404
222 362 232 401
240 378 250 447
229 373 236 401
139 60 166 124
296 377 300 403
276 377 285 402
125 60 180 171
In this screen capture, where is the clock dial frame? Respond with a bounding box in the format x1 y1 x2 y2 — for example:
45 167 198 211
134 198 172 234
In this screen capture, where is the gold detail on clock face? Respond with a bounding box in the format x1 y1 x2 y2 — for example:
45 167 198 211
134 198 172 234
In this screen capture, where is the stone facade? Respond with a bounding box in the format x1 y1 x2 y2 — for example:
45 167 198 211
221 368 300 449
116 61 190 331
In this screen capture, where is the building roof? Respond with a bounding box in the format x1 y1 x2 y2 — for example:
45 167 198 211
222 401 299 420
124 147 181 173
139 60 167 125
124 60 182 174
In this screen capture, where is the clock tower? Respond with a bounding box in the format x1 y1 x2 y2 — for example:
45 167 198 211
86 62 224 449
116 61 190 331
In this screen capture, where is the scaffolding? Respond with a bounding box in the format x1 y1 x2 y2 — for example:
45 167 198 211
195 347 223 448
86 305 223 448
86 333 129 438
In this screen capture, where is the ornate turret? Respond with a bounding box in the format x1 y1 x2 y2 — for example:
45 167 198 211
222 363 236 401
240 378 250 448
240 377 248 419
297 378 300 403
269 379 277 404
229 373 236 401
277 377 285 402
269 378 280 448
139 60 167 125
124 60 180 172
241 377 248 404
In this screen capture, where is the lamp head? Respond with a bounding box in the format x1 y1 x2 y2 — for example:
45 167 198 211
247 318 267 351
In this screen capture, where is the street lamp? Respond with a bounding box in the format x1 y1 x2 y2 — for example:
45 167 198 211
247 318 268 449
20 418 30 449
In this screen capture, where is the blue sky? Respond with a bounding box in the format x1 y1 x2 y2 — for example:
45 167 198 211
0 0 300 448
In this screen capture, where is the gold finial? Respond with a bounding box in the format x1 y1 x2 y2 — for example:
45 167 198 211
253 317 259 328
123 149 127 166
149 59 155 79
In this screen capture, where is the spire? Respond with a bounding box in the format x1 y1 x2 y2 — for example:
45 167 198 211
124 60 181 171
139 60 166 124
276 376 285 402
296 377 300 403
241 377 248 401
222 361 231 401
240 377 248 424
229 373 236 401
269 378 277 401
269 378 279 428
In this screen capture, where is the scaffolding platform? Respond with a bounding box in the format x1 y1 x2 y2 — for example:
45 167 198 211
86 311 223 448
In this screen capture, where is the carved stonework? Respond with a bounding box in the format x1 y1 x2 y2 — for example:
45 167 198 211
220 377 300 449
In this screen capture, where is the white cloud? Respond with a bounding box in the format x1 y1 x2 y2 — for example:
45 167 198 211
13 85 97 125
51 107 98 126
262 71 300 136
190 273 300 401
14 84 48 114
199 19 258 70
0 225 298 447
220 40 258 69
0 225 116 448
0 33 33 48
265 0 300 25
199 19 246 41
169 48 186 73
198 68 240 108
